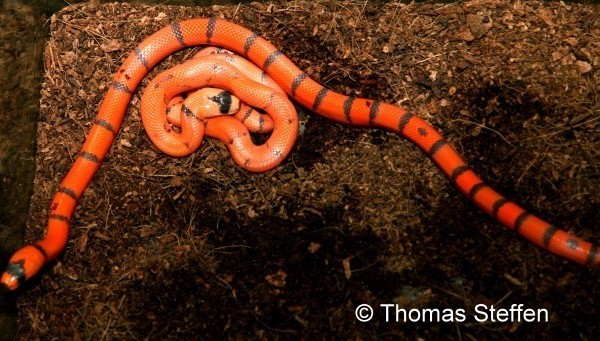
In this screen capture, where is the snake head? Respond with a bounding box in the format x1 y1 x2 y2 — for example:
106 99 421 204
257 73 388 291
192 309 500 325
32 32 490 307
1 245 46 291
1 260 26 291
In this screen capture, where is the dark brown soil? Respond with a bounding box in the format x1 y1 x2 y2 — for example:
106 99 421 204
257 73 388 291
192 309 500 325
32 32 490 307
0 3 46 338
13 0 600 339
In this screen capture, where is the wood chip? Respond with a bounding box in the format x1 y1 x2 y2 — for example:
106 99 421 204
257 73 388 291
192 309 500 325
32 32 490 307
575 60 592 74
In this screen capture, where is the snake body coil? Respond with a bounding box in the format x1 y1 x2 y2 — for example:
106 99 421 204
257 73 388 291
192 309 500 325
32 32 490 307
1 18 598 290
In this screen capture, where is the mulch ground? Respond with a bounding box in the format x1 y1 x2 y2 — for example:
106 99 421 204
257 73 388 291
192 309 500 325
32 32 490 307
13 0 600 338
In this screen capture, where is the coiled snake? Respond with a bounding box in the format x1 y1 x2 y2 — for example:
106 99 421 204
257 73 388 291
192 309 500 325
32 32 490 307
2 18 598 290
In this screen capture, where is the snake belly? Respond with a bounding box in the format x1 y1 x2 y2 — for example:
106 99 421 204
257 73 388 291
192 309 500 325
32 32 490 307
1 18 598 291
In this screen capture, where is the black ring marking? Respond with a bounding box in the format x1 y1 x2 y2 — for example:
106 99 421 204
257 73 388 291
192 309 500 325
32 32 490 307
134 47 149 69
112 82 132 94
343 96 355 123
95 118 116 134
428 139 447 155
542 225 559 248
263 50 282 70
32 244 48 260
171 22 187 47
468 182 487 199
244 33 258 56
49 213 70 223
312 87 329 111
181 104 198 119
79 151 101 163
398 112 414 133
5 259 26 284
241 107 253 123
491 198 509 218
210 91 233 114
58 187 78 201
206 17 217 43
291 73 307 97
368 101 381 125
586 246 599 265
513 211 531 233
450 165 470 182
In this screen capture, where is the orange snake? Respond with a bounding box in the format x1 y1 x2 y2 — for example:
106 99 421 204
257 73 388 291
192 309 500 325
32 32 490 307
1 18 598 291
